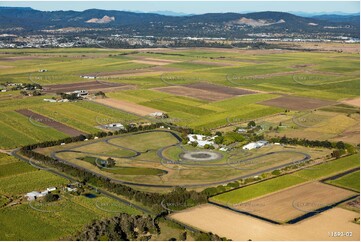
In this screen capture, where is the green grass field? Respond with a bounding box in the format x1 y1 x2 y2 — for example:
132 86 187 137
327 171 360 192
0 153 141 240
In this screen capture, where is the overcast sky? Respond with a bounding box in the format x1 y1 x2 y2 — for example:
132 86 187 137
1 1 359 14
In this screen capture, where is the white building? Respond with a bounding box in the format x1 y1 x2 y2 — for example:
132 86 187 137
104 123 125 130
237 128 247 133
43 98 57 103
47 187 57 192
187 134 217 147
26 191 41 201
242 140 269 150
149 112 167 119
72 90 88 97
80 75 96 79
25 190 48 201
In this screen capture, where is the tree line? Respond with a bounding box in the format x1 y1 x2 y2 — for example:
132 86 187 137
69 213 227 241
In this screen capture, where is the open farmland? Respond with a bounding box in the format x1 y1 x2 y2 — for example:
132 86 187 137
16 109 85 136
43 80 133 93
232 181 356 223
0 153 141 240
260 95 337 110
0 45 359 241
211 154 360 205
94 97 163 116
170 204 360 241
326 170 360 192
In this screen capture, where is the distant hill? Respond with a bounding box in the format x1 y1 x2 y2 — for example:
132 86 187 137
312 14 359 24
0 7 358 38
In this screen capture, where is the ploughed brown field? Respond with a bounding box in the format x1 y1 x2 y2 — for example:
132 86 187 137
342 97 360 107
189 60 237 66
93 98 163 116
131 56 181 65
154 82 257 101
185 82 257 96
88 66 181 77
232 182 357 223
259 95 337 110
0 56 50 61
16 109 85 136
170 204 360 241
43 81 131 93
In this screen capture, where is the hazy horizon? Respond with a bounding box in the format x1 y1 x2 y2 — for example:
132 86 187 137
0 1 359 15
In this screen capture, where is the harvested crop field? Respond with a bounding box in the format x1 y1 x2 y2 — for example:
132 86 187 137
170 204 360 241
185 82 257 96
189 60 236 66
259 95 336 110
93 98 163 116
90 66 181 77
342 97 360 107
153 86 233 101
16 109 85 136
154 83 256 101
0 56 49 61
132 57 181 65
43 81 131 93
232 182 357 223
0 65 13 69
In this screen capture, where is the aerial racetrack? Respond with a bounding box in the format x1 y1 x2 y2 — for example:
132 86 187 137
44 130 323 188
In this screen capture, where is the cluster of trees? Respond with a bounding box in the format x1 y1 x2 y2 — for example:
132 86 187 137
269 136 349 149
105 157 116 167
94 91 106 98
214 132 245 145
58 92 81 100
20 90 42 96
70 213 227 241
44 193 59 202
10 82 42 91
71 213 157 241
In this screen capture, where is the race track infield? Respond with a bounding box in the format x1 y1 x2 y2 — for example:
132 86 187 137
170 204 360 241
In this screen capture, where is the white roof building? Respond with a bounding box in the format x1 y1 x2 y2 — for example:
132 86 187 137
26 191 41 201
104 123 125 129
187 134 217 147
242 140 269 150
149 112 166 118
25 190 48 200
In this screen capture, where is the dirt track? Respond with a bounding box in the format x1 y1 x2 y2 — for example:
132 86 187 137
93 98 162 116
170 204 360 241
